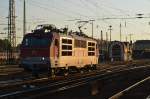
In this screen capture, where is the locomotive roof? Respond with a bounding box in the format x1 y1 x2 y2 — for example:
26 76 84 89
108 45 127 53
24 31 96 42
59 33 96 42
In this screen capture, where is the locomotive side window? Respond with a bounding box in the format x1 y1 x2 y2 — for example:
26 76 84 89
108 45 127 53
61 38 72 56
62 39 67 43
62 45 72 50
62 51 68 56
88 42 92 46
68 39 72 44
92 43 95 46
88 47 95 51
62 39 72 44
74 39 86 48
62 51 72 56
88 42 95 56
68 51 72 56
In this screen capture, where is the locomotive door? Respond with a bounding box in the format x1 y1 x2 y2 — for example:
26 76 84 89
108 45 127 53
54 39 59 66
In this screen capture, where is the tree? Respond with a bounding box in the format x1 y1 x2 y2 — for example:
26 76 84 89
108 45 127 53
0 39 11 51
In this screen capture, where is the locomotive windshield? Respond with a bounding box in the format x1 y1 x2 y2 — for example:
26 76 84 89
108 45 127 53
22 37 51 47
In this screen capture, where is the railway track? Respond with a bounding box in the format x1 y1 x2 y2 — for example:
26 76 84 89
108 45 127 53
109 76 150 99
1 59 149 83
0 63 133 88
1 64 150 99
0 63 115 82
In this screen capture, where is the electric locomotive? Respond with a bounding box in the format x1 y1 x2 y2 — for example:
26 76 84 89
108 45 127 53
20 24 98 75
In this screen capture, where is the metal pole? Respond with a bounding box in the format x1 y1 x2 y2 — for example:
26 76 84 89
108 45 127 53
92 21 93 38
106 32 108 61
8 0 16 64
101 30 103 59
106 32 108 42
23 0 26 36
126 36 128 42
89 20 95 38
120 23 122 41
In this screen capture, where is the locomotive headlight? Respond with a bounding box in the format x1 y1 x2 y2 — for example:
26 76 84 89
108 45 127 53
42 57 45 60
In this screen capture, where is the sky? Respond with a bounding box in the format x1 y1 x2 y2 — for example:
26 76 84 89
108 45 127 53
0 0 150 44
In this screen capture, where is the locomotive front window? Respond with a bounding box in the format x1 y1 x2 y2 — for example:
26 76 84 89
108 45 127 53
25 38 29 46
22 37 51 47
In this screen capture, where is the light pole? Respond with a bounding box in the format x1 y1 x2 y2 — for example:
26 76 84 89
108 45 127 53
108 25 112 42
89 20 95 38
120 23 122 42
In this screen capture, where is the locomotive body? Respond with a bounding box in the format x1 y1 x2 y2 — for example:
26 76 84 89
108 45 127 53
20 24 98 75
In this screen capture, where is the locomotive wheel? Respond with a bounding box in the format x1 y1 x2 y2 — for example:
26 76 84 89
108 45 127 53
80 68 84 74
64 72 68 76
88 69 92 72
51 68 56 78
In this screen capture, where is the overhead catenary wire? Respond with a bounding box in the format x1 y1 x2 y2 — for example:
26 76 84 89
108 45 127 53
26 1 74 19
29 0 91 19
94 0 133 16
79 0 97 16
62 0 95 16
